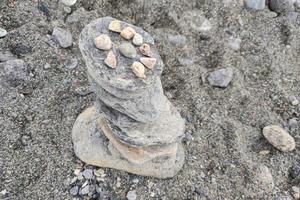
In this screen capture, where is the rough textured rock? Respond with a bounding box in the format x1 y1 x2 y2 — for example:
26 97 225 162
263 125 296 152
296 0 300 8
52 27 73 48
73 17 185 178
244 0 266 10
208 68 234 88
253 165 274 192
0 51 15 62
0 59 27 87
269 0 295 13
72 107 185 178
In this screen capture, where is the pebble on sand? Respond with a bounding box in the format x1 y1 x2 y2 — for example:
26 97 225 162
108 20 122 33
244 0 266 10
104 50 117 68
207 68 233 88
120 27 136 40
228 37 241 50
140 57 156 69
0 28 7 38
133 33 143 45
119 43 137 58
94 34 112 50
126 190 137 200
132 61 146 79
61 0 77 6
139 43 153 57
82 169 94 179
263 125 296 152
70 185 79 196
52 27 73 48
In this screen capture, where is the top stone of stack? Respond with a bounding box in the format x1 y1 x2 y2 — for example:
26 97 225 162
79 17 164 93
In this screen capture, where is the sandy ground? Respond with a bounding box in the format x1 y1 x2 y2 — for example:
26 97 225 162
0 0 300 199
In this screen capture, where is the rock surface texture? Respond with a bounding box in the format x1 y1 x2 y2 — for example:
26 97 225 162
72 17 185 178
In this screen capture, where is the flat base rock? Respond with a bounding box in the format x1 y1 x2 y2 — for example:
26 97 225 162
72 106 185 179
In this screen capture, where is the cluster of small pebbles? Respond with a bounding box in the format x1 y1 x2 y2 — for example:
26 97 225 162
93 20 157 79
68 165 140 200
68 166 108 198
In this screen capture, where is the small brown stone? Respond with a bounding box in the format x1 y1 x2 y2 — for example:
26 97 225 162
132 61 146 78
104 51 117 68
94 34 112 50
140 57 156 69
139 43 153 57
108 20 121 33
120 27 136 40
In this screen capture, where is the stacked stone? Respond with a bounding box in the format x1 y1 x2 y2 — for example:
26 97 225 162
72 17 185 178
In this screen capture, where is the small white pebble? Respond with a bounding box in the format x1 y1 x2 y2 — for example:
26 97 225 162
61 0 77 6
292 99 299 106
0 28 7 38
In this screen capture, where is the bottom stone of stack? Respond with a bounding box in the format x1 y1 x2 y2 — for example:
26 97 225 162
72 106 185 179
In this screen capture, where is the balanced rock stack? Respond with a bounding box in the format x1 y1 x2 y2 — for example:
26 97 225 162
72 17 185 178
